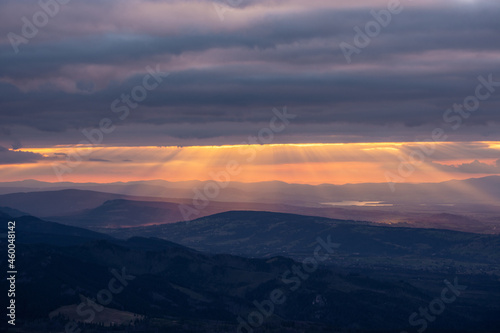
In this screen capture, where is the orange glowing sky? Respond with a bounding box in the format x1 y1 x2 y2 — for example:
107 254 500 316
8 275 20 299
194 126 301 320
1 141 499 185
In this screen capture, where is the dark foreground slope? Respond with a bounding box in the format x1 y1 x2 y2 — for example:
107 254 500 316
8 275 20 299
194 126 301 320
1 212 500 332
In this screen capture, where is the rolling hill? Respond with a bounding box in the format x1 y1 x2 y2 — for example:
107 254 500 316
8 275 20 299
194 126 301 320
1 224 499 332
109 211 500 273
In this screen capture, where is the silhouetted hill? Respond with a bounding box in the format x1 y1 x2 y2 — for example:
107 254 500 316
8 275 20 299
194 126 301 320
50 199 185 228
0 214 112 246
1 211 499 332
2 182 499 233
0 206 28 217
2 235 499 332
0 189 134 216
111 211 500 270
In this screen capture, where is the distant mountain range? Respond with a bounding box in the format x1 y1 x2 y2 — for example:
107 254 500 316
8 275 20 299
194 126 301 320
2 176 500 207
1 183 498 233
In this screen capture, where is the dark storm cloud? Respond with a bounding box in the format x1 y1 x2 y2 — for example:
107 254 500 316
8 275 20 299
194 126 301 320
2 67 500 133
0 0 500 144
2 6 500 77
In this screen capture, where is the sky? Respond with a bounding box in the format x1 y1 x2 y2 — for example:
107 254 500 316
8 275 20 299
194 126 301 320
1 0 499 184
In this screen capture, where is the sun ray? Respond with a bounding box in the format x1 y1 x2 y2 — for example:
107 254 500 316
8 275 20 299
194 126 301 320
3 141 500 185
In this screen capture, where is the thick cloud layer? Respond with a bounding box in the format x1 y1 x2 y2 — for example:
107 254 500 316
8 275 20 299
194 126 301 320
1 0 500 147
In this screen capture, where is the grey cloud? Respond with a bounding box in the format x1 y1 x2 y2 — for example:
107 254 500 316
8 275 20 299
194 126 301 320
0 146 45 164
432 159 500 174
1 2 500 144
2 5 500 77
